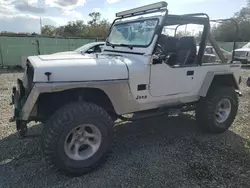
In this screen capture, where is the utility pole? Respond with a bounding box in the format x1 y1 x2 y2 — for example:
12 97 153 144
40 17 42 34
37 0 45 34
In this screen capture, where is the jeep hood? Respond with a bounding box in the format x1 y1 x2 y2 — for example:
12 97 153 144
28 54 129 82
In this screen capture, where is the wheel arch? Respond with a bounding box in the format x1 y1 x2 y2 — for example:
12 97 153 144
22 80 139 121
199 72 240 97
37 87 117 119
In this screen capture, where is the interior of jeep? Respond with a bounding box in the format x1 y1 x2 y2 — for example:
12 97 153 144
153 14 210 67
112 2 238 65
157 34 197 66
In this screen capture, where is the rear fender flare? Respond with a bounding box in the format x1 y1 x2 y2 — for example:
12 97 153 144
199 72 239 97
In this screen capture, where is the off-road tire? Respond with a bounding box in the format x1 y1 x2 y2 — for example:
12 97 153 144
41 101 114 176
195 86 238 134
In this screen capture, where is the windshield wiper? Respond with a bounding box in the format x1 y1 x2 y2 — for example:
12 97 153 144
106 41 115 48
106 42 133 50
119 44 133 50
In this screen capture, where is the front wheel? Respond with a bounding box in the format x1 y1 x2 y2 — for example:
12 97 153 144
41 101 114 176
196 86 238 134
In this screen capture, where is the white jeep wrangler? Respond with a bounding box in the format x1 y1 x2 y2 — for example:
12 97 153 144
10 2 242 176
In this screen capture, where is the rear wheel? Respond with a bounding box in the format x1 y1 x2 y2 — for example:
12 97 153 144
196 86 238 134
41 101 114 176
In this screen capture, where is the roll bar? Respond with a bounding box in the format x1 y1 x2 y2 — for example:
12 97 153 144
210 19 239 62
173 17 238 64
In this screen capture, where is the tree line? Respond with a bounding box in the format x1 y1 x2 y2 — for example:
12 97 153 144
41 12 110 39
211 0 250 42
0 12 110 40
1 1 250 42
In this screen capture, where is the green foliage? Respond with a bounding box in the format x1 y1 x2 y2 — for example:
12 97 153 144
41 25 56 36
212 0 250 42
41 12 110 39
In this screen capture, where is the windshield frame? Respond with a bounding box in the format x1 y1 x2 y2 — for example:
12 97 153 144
106 17 160 48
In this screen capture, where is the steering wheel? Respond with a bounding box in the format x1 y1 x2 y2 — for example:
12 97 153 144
155 44 166 57
154 44 165 56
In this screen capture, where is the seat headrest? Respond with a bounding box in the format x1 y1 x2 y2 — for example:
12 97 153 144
159 35 179 52
179 37 196 48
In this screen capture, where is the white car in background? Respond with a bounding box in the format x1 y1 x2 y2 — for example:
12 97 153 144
234 43 250 64
197 45 232 63
21 42 105 68
204 46 232 61
53 41 105 55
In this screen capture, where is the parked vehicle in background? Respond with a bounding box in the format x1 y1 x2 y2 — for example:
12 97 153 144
205 46 232 61
234 42 250 64
197 46 232 63
234 49 250 64
53 41 105 55
21 42 105 68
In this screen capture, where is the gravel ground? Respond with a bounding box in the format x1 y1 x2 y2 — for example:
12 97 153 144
0 68 250 188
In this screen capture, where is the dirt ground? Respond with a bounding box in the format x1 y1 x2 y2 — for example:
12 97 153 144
0 68 250 188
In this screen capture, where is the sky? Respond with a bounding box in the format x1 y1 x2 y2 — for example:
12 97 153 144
0 0 248 33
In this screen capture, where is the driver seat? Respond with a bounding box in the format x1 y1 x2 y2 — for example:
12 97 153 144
159 35 179 53
176 36 197 65
158 35 179 66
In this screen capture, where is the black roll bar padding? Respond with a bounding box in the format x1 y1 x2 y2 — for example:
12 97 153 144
195 20 210 65
210 18 239 62
208 33 227 64
152 9 169 53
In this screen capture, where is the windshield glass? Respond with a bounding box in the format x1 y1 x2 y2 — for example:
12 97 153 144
74 43 94 52
107 18 158 47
